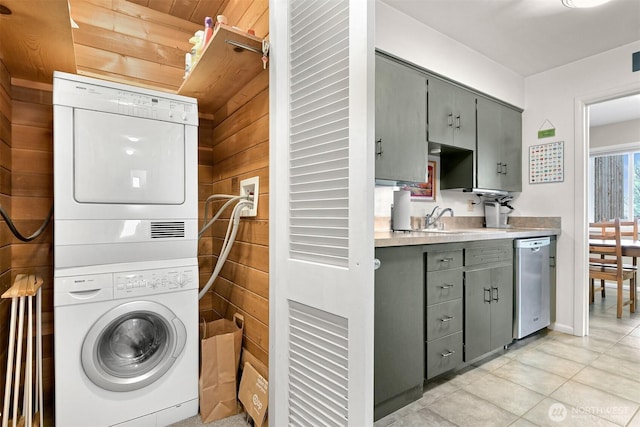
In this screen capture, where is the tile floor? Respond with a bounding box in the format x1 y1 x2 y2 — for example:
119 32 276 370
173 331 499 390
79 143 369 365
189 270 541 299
375 286 640 427
191 287 639 427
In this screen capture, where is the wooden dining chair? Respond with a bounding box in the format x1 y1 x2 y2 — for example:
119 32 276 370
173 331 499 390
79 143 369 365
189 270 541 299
589 218 637 318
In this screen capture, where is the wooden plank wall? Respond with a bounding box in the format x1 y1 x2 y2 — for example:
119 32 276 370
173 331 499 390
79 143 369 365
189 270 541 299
9 78 55 403
0 59 13 408
199 69 269 367
0 62 55 406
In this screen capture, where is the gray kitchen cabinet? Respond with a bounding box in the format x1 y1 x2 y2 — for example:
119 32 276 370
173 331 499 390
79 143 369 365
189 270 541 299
425 245 464 379
374 245 424 420
464 241 514 362
427 77 476 151
477 97 522 192
375 54 428 182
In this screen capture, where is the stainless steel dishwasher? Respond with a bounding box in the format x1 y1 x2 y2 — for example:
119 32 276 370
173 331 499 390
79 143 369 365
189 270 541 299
513 237 551 339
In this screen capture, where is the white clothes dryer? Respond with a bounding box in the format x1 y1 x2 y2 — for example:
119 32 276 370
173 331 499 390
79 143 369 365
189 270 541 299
54 260 198 427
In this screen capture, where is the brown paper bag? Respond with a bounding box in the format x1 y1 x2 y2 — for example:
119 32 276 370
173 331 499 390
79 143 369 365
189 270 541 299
199 313 244 423
239 362 269 427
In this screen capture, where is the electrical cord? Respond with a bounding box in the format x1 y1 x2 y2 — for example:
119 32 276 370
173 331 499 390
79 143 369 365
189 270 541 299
0 205 53 242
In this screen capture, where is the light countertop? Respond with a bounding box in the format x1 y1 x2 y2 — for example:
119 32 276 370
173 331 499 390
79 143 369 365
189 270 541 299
375 227 560 248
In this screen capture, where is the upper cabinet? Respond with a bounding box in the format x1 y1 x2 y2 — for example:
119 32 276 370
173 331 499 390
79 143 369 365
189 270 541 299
427 77 476 151
476 97 522 192
375 54 428 183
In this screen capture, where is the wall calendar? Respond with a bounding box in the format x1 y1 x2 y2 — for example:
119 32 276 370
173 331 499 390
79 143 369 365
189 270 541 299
529 141 564 184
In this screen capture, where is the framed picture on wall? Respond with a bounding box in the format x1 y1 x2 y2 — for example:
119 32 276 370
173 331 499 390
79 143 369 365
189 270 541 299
407 160 436 201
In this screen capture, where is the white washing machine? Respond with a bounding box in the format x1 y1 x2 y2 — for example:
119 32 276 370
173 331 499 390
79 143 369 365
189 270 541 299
54 259 199 427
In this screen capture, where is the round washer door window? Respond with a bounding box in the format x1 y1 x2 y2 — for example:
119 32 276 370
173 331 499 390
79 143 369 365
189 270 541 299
81 300 187 392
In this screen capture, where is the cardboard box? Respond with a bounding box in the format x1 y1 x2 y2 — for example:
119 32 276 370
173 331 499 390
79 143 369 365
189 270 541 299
238 362 268 427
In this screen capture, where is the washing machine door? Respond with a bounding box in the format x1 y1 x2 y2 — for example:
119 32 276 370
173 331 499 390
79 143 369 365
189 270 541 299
81 300 187 392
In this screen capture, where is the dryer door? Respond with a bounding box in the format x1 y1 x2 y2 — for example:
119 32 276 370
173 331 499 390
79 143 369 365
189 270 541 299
81 300 187 392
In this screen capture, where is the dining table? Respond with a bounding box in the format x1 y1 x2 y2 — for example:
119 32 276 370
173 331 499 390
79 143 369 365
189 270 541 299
588 238 640 257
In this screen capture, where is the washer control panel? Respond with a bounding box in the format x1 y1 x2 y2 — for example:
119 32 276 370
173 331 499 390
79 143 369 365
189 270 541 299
114 266 197 298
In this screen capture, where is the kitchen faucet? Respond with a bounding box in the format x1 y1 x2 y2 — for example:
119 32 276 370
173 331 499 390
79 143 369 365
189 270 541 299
425 206 454 229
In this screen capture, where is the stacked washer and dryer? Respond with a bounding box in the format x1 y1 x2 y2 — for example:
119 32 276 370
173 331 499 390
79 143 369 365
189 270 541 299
53 72 200 426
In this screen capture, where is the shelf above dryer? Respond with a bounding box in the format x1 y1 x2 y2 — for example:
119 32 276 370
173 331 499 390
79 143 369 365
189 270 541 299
177 24 266 114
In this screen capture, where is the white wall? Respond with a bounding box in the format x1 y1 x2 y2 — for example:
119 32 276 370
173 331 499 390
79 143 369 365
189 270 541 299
374 0 525 222
590 118 640 149
519 41 640 334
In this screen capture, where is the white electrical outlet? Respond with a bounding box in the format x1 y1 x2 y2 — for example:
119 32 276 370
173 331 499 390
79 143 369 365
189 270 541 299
239 176 259 217
467 199 475 212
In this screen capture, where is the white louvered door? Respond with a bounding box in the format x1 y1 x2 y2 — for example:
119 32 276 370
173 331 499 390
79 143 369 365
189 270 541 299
269 0 374 425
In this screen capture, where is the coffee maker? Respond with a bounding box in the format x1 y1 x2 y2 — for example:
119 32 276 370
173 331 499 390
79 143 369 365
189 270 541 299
484 199 512 228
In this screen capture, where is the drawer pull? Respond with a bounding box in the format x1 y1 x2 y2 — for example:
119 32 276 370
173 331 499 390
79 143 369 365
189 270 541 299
439 257 454 263
439 284 455 289
439 315 455 322
441 349 456 358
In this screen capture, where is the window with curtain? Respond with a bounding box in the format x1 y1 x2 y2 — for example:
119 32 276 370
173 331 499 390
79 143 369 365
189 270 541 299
592 151 640 221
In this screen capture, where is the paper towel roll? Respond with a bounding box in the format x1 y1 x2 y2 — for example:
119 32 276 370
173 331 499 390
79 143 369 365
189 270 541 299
392 190 411 231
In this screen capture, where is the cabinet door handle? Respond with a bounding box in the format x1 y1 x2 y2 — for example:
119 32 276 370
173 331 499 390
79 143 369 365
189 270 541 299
441 349 456 358
447 113 453 127
502 163 508 175
439 257 454 263
484 287 492 303
455 115 461 129
439 315 455 322
492 286 500 302
496 162 502 174
439 283 455 289
375 138 383 157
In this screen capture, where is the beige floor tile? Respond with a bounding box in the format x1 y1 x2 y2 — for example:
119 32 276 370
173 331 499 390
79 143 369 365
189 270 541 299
492 360 567 395
630 327 640 338
534 340 601 364
590 316 639 334
474 353 513 372
464 373 545 416
606 342 640 363
508 419 539 427
416 377 461 407
374 413 398 427
388 408 457 427
619 334 640 349
550 380 639 425
522 397 620 427
514 348 586 378
628 408 640 427
551 333 617 353
572 366 640 403
587 325 629 343
446 364 490 387
426 389 518 427
590 353 640 382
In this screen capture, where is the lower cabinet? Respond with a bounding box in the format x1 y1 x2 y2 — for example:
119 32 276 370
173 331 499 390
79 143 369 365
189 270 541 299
464 264 514 361
374 246 424 421
424 240 514 378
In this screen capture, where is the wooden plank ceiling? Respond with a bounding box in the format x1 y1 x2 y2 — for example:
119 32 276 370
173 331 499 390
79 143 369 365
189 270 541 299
0 0 268 92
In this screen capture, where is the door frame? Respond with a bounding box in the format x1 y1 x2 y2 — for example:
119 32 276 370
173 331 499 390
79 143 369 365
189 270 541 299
574 82 640 336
